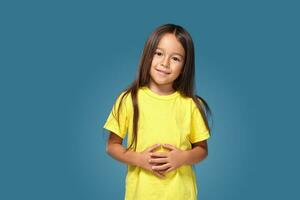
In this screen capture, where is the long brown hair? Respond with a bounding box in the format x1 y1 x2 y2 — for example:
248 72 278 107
111 23 213 152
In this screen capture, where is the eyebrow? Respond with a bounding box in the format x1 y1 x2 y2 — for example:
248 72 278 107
156 47 184 58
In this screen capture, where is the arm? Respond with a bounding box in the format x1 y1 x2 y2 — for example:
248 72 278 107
182 140 208 165
106 132 140 167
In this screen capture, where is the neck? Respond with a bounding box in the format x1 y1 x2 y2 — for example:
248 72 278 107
148 82 175 95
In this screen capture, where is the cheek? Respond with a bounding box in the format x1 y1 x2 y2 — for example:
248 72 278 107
172 63 184 75
151 56 160 66
149 66 156 77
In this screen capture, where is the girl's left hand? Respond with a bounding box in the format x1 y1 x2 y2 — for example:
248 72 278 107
149 144 186 174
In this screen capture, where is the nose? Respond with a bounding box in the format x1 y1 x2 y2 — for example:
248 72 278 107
160 56 170 68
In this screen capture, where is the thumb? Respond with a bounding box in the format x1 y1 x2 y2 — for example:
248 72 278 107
148 144 161 152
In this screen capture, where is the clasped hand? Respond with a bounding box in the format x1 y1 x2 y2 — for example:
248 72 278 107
138 143 186 178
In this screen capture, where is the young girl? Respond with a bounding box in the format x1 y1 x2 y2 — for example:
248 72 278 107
103 23 212 200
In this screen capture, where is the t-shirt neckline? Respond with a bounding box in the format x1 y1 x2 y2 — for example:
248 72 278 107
141 86 180 100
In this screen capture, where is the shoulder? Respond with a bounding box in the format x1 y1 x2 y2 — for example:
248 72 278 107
118 90 131 100
179 94 196 104
180 95 204 113
116 90 134 115
116 90 132 105
112 90 132 110
172 94 195 114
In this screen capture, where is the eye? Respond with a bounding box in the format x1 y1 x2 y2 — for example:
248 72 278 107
172 57 181 62
155 51 163 56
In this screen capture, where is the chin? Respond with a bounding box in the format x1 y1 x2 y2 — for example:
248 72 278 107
152 78 173 86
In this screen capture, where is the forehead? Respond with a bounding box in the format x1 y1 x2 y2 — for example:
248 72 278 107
156 33 185 56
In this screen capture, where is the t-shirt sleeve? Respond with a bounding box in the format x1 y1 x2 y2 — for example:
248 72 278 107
103 92 129 139
188 100 210 143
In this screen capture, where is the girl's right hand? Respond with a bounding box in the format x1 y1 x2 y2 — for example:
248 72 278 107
137 144 166 178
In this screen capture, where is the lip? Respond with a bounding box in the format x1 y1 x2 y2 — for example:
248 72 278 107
156 68 170 75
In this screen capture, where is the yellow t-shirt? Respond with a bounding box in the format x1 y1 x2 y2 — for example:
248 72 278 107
103 86 210 200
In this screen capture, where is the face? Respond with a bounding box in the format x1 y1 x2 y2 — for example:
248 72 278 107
149 33 185 92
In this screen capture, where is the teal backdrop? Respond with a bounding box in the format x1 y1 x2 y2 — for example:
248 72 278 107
1 0 299 199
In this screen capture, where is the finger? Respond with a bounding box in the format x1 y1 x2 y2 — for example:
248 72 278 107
152 169 165 178
151 152 168 158
154 172 164 178
152 163 170 171
162 144 176 150
154 168 168 174
149 157 168 164
165 167 173 173
154 166 171 174
148 144 161 152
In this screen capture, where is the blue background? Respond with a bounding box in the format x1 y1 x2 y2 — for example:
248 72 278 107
1 0 299 199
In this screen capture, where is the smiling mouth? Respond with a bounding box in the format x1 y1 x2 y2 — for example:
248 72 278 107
156 68 170 75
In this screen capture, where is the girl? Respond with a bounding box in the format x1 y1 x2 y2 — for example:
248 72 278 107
103 23 213 200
